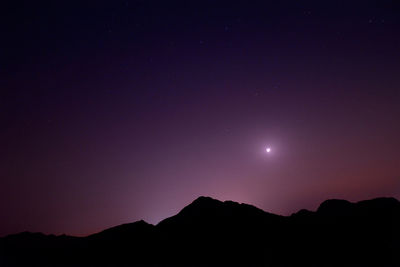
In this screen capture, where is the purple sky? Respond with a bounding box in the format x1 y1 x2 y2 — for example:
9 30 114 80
1 0 400 236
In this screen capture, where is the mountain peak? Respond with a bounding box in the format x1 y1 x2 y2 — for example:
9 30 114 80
188 196 223 207
357 197 399 206
317 199 353 213
316 197 400 217
175 196 225 217
88 220 153 240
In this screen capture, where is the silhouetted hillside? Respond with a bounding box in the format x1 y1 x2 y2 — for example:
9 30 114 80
1 196 399 266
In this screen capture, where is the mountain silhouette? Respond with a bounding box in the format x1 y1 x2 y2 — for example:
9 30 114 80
1 196 399 266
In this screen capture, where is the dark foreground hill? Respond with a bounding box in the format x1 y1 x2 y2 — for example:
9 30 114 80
1 196 400 267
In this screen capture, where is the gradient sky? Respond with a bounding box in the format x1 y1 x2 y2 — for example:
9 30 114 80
1 0 400 237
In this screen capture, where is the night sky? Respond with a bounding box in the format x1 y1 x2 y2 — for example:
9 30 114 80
2 1 400 237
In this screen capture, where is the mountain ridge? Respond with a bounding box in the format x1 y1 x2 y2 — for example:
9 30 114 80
2 196 399 238
1 196 399 266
